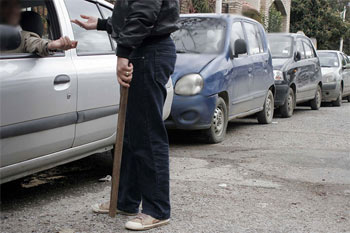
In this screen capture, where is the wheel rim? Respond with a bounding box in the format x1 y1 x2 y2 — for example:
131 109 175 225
266 94 273 120
212 106 225 136
287 92 294 114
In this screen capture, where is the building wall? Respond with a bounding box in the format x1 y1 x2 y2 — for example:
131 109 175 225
222 0 291 32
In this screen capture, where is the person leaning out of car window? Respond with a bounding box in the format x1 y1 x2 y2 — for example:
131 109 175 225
0 0 77 56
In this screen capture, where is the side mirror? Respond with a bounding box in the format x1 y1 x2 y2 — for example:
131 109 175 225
294 51 301 62
232 39 247 58
0 25 22 50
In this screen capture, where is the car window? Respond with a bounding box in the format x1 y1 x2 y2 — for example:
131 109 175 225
65 0 113 55
172 17 226 54
231 21 245 54
255 25 264 53
344 55 350 64
318 52 339 67
340 54 347 66
0 0 62 58
296 40 306 60
303 40 315 59
244 22 262 55
267 35 293 58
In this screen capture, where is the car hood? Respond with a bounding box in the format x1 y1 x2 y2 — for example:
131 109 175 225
321 67 339 76
272 58 290 70
172 53 217 83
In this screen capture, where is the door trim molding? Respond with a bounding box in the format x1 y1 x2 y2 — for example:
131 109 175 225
0 105 119 139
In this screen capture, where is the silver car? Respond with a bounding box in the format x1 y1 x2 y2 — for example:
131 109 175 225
0 0 174 184
317 50 350 106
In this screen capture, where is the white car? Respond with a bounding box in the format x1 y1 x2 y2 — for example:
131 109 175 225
0 0 173 184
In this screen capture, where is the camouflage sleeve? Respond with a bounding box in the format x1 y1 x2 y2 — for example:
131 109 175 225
22 31 51 57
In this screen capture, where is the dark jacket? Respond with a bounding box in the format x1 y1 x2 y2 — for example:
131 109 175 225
97 0 179 59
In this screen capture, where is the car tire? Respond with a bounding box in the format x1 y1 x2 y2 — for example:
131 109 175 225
204 97 228 144
332 87 342 107
257 90 274 124
280 87 295 118
348 96 350 102
310 85 322 110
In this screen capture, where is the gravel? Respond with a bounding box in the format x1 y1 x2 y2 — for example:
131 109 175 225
1 102 350 233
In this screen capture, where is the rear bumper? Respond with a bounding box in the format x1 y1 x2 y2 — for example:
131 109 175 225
274 84 289 107
322 82 340 102
165 94 217 130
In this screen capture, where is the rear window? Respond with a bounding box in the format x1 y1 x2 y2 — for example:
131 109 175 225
268 35 293 58
318 53 339 67
172 17 226 54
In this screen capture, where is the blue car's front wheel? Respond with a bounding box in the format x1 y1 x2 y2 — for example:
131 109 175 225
203 97 228 144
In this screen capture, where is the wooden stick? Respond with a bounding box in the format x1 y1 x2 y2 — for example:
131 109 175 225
109 86 129 217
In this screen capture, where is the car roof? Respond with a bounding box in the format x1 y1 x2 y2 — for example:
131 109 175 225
268 33 309 39
180 13 259 23
317 50 341 54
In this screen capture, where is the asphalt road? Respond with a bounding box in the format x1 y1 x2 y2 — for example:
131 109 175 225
1 101 350 233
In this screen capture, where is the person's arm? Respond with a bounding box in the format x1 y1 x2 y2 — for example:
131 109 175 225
22 31 77 57
97 17 113 34
71 15 113 34
114 0 162 59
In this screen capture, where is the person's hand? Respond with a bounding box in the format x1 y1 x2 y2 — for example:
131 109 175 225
117 57 133 88
71 15 98 30
48 36 78 51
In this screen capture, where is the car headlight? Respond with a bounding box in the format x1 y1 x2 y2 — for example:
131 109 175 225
175 74 204 96
273 70 284 81
323 73 336 83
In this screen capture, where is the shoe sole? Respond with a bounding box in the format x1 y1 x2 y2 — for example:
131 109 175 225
125 219 170 231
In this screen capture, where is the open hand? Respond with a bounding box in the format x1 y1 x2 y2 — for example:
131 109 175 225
48 36 78 51
71 15 98 30
117 57 133 88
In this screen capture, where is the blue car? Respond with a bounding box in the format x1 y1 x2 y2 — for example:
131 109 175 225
166 14 275 143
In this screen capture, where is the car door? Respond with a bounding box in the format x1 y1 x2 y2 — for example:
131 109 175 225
0 0 77 168
293 38 310 101
64 0 119 147
340 53 350 95
302 39 320 99
228 21 254 116
243 21 270 110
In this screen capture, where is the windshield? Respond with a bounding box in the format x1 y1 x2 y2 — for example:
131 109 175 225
172 17 226 54
318 53 339 67
268 35 293 58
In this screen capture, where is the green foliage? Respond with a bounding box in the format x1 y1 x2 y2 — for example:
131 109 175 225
242 7 263 23
191 0 215 13
290 0 350 54
268 4 283 32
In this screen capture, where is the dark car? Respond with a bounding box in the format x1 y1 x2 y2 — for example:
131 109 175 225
166 14 275 143
267 33 323 118
317 50 350 106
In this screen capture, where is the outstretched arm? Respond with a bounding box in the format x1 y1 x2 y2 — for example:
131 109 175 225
23 31 77 57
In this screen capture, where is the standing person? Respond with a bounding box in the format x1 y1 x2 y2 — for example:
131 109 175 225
72 0 179 231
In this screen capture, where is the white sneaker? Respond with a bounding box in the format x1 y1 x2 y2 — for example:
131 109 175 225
125 213 170 231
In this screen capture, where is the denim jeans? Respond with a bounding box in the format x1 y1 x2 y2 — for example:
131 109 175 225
117 37 176 220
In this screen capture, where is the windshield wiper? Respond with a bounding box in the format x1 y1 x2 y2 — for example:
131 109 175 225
176 49 201 54
176 49 187 53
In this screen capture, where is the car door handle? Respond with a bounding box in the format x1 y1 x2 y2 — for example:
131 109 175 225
54 75 70 85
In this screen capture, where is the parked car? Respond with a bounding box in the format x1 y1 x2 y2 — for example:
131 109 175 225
0 0 173 184
166 14 275 143
317 50 350 105
267 33 323 118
